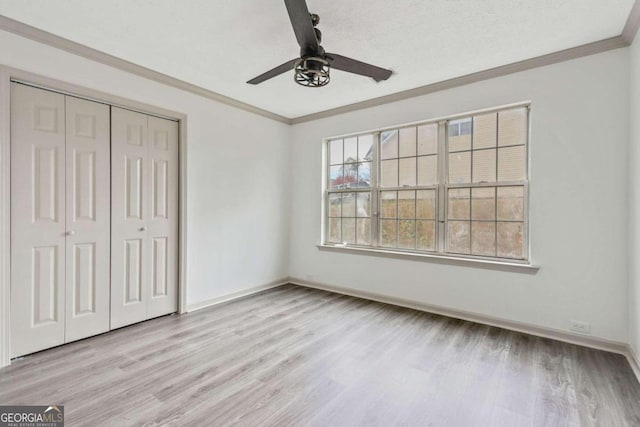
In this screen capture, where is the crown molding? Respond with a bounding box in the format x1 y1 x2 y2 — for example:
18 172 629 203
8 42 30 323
1 2 639 126
290 35 627 124
622 0 640 45
0 15 291 124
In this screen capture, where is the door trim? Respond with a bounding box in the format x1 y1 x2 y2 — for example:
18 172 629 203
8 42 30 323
0 65 189 367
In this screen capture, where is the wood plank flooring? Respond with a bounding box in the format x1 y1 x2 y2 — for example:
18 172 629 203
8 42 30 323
1 284 639 426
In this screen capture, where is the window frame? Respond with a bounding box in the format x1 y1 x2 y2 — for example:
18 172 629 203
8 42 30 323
322 101 531 265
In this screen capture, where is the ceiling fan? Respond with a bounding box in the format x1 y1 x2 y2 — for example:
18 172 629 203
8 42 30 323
247 0 393 87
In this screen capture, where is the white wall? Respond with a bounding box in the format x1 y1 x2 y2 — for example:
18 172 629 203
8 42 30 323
630 38 640 356
0 30 291 307
290 49 630 342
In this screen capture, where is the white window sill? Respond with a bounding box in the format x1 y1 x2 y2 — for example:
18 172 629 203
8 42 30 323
317 244 540 273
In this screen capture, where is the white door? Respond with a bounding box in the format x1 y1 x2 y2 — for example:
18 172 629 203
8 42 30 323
111 108 178 328
64 96 111 342
111 107 149 328
11 83 66 357
147 116 178 318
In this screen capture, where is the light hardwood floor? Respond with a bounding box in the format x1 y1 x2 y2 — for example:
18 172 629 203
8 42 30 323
1 284 639 426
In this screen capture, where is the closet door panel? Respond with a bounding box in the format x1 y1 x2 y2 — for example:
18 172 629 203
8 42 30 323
64 96 110 342
10 83 66 357
147 116 178 318
111 107 149 328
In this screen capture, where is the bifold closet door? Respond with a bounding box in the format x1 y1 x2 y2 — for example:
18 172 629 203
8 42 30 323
146 116 179 319
64 96 111 343
111 107 178 329
11 84 66 357
10 84 110 357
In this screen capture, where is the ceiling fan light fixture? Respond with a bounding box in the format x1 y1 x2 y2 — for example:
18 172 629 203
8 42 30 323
294 56 330 87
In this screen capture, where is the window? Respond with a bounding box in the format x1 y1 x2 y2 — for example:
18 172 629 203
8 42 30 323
324 104 529 261
448 118 472 137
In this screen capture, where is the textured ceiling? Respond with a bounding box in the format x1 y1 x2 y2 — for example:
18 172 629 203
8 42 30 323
0 0 634 118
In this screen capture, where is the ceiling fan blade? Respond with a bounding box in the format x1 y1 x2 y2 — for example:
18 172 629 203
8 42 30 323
247 59 299 85
326 53 392 82
284 0 319 53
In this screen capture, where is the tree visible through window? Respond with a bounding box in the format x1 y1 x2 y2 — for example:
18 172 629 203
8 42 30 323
325 104 529 261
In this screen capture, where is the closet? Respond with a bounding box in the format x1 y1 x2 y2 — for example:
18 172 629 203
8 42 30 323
10 83 178 358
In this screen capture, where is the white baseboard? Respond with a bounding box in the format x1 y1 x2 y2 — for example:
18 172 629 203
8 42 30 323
288 276 629 356
627 345 640 384
186 278 288 312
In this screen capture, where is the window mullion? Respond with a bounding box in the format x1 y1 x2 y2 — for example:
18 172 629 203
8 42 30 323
524 181 529 260
371 131 380 247
437 120 447 253
324 142 330 244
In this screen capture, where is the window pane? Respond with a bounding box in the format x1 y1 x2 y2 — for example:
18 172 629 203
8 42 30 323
450 137 471 153
417 190 436 220
344 137 358 163
472 149 496 183
329 193 341 217
497 222 524 258
356 192 371 217
449 123 459 137
417 220 436 251
417 155 437 186
381 130 398 159
449 119 471 152
328 217 341 243
398 220 416 249
460 119 472 135
357 162 371 187
343 163 359 187
471 187 495 221
399 158 417 187
472 221 496 256
381 159 399 187
356 218 371 245
498 108 527 147
448 221 470 254
399 127 417 158
330 139 343 164
380 220 397 247
342 218 356 244
418 124 438 155
497 186 524 221
473 113 497 149
358 134 374 161
381 191 397 218
498 146 526 181
398 190 416 219
448 188 470 220
329 165 345 189
448 151 471 184
342 193 356 217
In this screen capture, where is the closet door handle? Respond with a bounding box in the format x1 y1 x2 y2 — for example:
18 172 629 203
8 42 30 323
66 230 75 236
139 226 147 232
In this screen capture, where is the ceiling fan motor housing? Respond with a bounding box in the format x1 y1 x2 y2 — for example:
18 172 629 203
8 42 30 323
295 56 330 87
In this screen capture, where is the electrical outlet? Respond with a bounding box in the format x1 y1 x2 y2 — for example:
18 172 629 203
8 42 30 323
569 320 591 334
